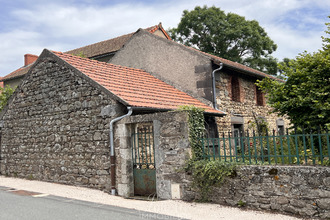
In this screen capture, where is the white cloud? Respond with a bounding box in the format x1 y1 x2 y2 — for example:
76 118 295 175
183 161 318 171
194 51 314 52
0 0 328 76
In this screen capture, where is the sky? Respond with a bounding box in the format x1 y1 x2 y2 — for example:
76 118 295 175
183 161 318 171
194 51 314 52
0 0 329 77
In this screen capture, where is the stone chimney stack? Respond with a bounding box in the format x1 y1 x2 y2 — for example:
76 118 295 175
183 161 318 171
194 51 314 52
24 54 38 66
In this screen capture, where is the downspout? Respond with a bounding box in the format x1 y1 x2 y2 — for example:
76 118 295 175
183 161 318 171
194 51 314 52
212 63 223 110
110 106 133 195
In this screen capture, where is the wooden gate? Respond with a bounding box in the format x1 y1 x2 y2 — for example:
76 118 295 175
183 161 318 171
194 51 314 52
131 124 156 196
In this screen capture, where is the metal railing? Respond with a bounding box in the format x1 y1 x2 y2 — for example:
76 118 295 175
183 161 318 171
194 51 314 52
131 126 155 169
200 129 330 166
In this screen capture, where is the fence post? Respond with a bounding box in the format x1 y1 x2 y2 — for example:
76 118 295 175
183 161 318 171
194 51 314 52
279 130 284 164
310 129 316 165
247 130 252 165
228 131 233 162
240 130 245 163
326 127 330 161
317 126 323 165
222 132 227 162
260 132 264 163
273 129 278 164
301 127 308 164
266 128 271 164
253 130 258 164
292 128 299 164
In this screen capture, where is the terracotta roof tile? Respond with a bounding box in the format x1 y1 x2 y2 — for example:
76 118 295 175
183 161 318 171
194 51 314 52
65 23 171 58
52 51 223 115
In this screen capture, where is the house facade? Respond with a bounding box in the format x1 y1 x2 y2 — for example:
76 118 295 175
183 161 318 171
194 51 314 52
0 49 223 197
0 23 289 198
109 29 289 136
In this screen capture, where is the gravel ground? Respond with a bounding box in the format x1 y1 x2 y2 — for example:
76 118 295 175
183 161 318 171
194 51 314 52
0 176 302 220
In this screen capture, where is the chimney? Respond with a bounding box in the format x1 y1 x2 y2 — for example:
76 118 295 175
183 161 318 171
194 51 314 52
24 54 38 66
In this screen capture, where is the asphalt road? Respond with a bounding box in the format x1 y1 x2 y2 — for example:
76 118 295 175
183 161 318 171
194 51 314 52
0 186 182 220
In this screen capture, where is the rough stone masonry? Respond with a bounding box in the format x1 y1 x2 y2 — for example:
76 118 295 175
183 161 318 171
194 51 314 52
0 56 125 191
182 165 330 219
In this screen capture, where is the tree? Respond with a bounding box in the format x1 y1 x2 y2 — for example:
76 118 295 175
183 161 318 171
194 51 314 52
169 6 278 74
277 58 293 80
0 86 14 112
257 17 330 129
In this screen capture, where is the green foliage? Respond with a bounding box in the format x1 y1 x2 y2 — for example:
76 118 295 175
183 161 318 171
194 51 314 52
322 16 330 51
186 159 237 201
237 200 246 207
178 106 238 201
169 5 278 75
277 57 293 80
247 112 270 136
71 52 86 58
0 86 14 112
27 174 34 180
178 105 205 160
257 18 330 130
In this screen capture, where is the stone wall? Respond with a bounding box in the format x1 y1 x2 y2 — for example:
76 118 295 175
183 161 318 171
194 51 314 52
182 165 330 219
0 56 125 191
215 70 290 134
115 111 191 199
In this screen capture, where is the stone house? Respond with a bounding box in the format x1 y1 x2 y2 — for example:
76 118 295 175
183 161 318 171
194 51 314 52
2 23 287 136
65 24 289 137
109 29 289 136
0 49 223 197
0 23 290 199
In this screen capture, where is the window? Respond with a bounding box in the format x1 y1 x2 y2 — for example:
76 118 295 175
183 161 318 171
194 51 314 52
256 86 265 106
231 76 240 102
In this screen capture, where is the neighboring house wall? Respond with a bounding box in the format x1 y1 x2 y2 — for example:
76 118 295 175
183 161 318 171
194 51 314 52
0 56 125 191
111 30 214 102
215 69 290 134
3 77 23 89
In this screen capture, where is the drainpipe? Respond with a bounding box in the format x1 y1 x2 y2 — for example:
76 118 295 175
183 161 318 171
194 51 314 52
212 63 223 110
110 106 133 195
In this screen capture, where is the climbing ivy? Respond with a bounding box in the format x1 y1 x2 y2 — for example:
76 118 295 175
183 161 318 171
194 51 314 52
0 86 14 112
189 160 237 201
178 105 238 201
178 105 205 160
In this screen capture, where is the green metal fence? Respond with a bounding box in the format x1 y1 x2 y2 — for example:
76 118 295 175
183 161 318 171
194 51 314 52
200 129 330 166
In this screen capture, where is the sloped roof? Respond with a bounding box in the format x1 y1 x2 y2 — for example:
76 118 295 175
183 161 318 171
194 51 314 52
52 51 224 115
150 30 281 81
0 65 32 82
65 23 171 58
195 48 281 81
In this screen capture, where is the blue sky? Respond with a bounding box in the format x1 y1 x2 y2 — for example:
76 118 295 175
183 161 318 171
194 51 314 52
0 0 329 76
